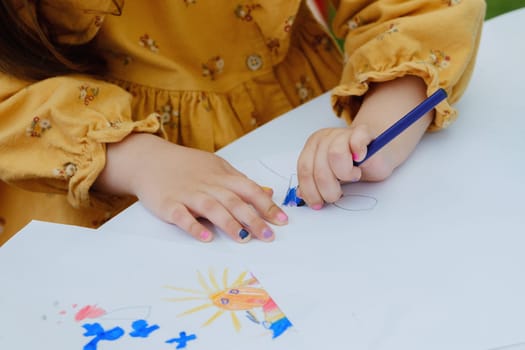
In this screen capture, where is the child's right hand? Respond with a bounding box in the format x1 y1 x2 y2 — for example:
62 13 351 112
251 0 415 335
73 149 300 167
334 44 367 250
95 133 288 243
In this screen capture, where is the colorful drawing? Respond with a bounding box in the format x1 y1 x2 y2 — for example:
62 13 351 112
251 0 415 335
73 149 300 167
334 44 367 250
46 302 197 349
164 269 292 339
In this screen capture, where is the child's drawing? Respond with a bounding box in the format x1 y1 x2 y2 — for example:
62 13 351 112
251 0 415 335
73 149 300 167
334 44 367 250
281 175 378 211
164 268 292 339
333 191 378 211
276 168 378 211
45 301 196 349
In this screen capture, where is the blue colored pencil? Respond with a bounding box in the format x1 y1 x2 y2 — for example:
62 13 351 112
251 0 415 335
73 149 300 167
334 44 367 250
354 88 448 166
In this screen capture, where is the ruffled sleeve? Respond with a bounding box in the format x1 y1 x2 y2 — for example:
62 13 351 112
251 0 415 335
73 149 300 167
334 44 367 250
0 72 161 210
329 0 486 131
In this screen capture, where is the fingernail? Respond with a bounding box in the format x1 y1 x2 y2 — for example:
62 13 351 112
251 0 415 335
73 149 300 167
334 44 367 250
311 204 323 210
261 186 273 193
352 152 360 161
262 228 274 240
276 212 288 223
200 230 212 241
351 177 360 183
239 228 250 240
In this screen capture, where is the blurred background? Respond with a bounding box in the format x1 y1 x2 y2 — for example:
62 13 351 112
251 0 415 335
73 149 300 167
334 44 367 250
486 0 525 19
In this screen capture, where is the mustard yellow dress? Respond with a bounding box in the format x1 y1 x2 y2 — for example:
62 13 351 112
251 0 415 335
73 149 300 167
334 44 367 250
0 0 485 244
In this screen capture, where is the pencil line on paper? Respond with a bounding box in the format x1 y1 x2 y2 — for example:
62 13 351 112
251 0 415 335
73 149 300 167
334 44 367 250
257 160 290 182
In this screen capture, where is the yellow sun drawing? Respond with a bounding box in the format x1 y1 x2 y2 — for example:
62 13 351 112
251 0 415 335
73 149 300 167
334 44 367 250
164 268 272 332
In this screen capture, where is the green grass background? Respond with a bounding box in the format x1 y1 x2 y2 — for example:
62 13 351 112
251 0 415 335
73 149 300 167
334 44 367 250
486 0 525 19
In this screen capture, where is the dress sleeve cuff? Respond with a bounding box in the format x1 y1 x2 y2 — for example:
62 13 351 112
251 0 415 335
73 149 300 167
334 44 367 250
331 61 456 132
69 113 161 210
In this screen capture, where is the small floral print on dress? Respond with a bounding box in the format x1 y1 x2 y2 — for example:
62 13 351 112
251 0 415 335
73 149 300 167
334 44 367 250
347 16 361 31
266 38 280 55
197 92 212 111
234 3 262 21
79 84 99 105
53 162 78 180
284 16 295 32
429 49 451 69
376 23 399 40
139 34 159 53
202 56 224 80
295 76 313 103
108 120 122 129
26 116 51 137
156 104 180 128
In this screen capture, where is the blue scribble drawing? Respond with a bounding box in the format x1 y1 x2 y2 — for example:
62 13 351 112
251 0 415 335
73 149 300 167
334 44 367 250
82 323 124 350
129 319 160 338
165 331 198 349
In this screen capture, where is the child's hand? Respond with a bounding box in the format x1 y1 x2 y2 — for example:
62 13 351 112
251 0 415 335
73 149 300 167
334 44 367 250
296 76 434 209
96 134 288 243
296 125 391 208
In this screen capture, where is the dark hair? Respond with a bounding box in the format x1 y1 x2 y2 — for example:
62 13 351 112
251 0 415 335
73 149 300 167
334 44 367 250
0 1 113 81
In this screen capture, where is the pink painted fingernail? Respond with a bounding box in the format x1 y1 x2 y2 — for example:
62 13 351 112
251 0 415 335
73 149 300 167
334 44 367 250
352 152 360 161
311 204 323 210
277 212 288 223
200 230 211 241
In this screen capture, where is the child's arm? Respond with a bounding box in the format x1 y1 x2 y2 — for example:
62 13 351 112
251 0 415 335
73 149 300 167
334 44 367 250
297 0 486 207
0 71 287 243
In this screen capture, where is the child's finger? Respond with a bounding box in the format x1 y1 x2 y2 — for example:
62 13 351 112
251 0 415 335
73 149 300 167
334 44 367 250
261 186 274 196
349 124 374 163
327 133 359 182
296 135 324 209
311 137 343 203
234 181 288 227
185 192 256 243
163 202 214 242
212 186 276 242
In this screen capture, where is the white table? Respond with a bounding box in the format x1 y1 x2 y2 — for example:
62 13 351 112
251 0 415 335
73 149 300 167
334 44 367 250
98 9 525 350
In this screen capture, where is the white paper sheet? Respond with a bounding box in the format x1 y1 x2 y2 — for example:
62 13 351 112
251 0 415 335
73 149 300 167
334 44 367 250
0 221 303 350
